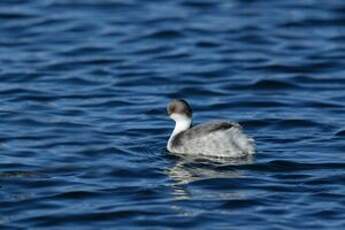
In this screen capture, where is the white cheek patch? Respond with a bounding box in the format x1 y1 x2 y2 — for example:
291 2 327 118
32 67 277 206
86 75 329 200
170 113 186 121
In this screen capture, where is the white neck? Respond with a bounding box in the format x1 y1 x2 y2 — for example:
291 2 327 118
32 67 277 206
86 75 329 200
167 114 192 151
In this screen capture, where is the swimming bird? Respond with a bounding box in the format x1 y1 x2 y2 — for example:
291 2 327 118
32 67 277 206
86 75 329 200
167 99 255 158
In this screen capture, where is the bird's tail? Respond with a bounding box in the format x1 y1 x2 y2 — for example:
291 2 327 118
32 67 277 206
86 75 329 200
228 127 256 155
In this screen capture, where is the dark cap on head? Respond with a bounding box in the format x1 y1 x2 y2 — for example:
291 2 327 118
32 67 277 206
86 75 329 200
167 99 192 117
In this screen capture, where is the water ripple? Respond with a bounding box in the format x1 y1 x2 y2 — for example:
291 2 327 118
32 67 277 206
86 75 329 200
1 0 345 229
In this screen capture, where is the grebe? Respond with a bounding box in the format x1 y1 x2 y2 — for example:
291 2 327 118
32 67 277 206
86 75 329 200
167 99 255 158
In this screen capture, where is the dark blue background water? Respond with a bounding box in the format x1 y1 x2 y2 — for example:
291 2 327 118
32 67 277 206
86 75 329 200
1 0 345 229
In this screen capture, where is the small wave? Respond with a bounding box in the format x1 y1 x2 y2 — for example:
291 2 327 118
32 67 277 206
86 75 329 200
226 160 345 172
0 11 38 20
195 41 222 48
275 118 326 128
142 30 185 40
181 1 218 9
250 79 299 90
0 171 37 178
335 129 345 136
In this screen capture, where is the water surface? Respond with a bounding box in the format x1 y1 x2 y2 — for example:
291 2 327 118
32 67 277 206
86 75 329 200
1 0 345 229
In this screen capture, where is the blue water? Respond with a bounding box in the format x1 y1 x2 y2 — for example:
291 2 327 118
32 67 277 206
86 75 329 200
1 0 345 229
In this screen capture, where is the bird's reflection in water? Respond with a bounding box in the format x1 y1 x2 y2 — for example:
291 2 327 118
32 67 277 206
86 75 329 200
167 154 255 200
